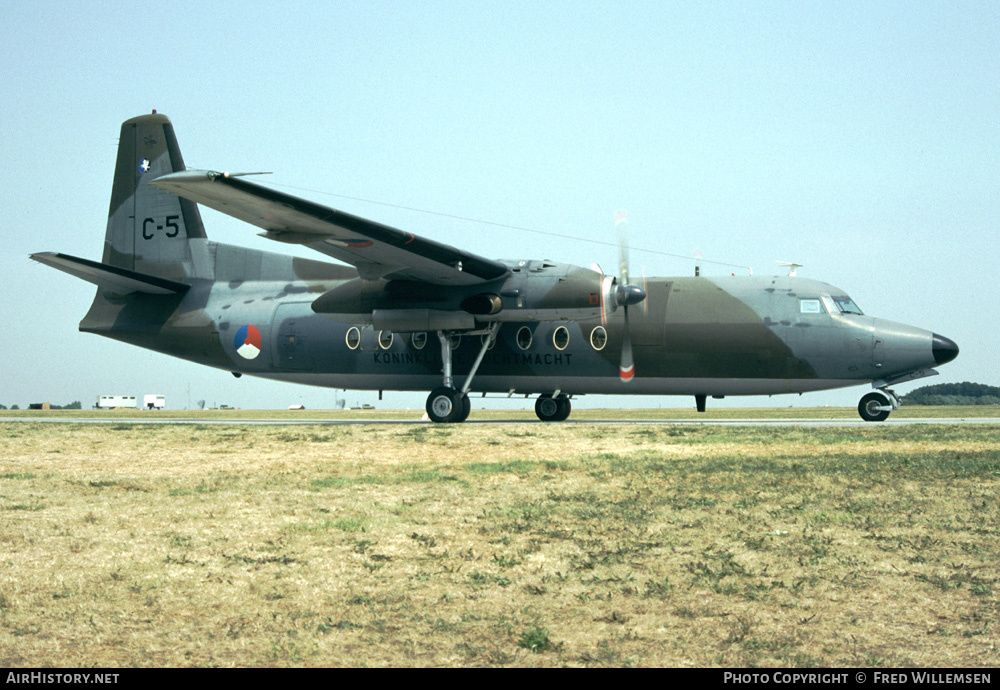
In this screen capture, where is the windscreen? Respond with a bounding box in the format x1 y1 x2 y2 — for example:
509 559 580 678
832 295 863 315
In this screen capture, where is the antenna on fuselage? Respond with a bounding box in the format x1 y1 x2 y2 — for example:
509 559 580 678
777 261 803 277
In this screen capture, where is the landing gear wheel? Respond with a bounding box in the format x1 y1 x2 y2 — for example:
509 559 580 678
535 394 559 421
457 393 471 423
553 394 571 421
426 387 465 423
535 394 571 422
858 392 891 422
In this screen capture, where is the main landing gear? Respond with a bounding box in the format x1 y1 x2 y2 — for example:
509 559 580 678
858 388 900 422
426 386 471 424
535 393 571 422
424 324 498 424
423 325 574 424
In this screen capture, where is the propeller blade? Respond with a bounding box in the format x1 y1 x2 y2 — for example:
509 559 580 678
616 212 629 287
642 266 648 316
614 212 637 381
619 304 635 382
592 263 609 326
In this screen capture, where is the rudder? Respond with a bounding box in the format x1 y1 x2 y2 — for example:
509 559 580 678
104 112 209 281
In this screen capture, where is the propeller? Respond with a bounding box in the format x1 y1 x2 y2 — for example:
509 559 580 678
614 212 646 381
641 266 649 316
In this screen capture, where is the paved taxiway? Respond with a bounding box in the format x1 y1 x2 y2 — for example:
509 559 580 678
4 416 999 427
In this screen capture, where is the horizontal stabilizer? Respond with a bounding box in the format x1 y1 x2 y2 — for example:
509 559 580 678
31 252 190 295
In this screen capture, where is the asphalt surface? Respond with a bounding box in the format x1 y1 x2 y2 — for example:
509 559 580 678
3 416 999 427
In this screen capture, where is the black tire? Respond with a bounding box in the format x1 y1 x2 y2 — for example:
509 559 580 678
426 387 464 423
858 392 891 422
535 394 571 422
535 394 560 421
553 394 571 421
456 393 471 423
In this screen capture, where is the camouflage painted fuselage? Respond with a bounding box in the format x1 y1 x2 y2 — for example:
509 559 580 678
77 248 942 399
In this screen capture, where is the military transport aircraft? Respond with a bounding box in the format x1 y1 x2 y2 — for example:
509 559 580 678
32 113 959 423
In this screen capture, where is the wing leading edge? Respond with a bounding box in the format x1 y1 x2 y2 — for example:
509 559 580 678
152 171 509 287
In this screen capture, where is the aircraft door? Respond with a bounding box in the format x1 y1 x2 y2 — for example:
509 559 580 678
272 302 315 370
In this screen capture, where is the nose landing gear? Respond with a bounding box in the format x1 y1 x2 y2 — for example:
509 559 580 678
858 389 900 422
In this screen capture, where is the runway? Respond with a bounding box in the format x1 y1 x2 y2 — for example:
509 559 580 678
3 416 999 427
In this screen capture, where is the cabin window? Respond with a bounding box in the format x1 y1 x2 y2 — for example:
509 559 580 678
410 332 427 350
516 326 533 350
378 330 394 350
449 334 462 350
799 299 822 314
345 327 361 350
553 326 570 351
590 326 607 351
481 333 496 350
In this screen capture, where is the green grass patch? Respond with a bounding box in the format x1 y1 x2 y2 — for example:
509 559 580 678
0 473 36 480
465 460 536 475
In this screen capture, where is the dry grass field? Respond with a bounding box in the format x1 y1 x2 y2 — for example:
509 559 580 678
6 403 1000 421
1 416 998 667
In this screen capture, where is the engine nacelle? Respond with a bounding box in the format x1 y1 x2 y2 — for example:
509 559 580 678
310 261 641 328
372 309 475 332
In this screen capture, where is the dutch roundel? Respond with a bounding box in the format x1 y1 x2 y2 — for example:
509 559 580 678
234 325 262 359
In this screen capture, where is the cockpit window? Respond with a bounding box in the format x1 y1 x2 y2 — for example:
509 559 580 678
832 295 863 315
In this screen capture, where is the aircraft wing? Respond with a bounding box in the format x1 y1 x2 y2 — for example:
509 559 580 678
152 171 509 286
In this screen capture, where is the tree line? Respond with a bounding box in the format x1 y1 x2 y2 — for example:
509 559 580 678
902 382 1000 406
0 401 82 410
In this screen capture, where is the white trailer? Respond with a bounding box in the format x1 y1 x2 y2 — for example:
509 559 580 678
143 394 166 410
96 395 137 409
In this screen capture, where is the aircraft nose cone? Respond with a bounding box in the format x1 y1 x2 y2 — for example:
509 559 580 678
932 333 959 365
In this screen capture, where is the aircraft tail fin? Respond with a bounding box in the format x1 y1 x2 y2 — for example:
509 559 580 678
31 252 190 295
103 112 211 281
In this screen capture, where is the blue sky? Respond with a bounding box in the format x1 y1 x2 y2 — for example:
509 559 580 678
2 1 997 410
